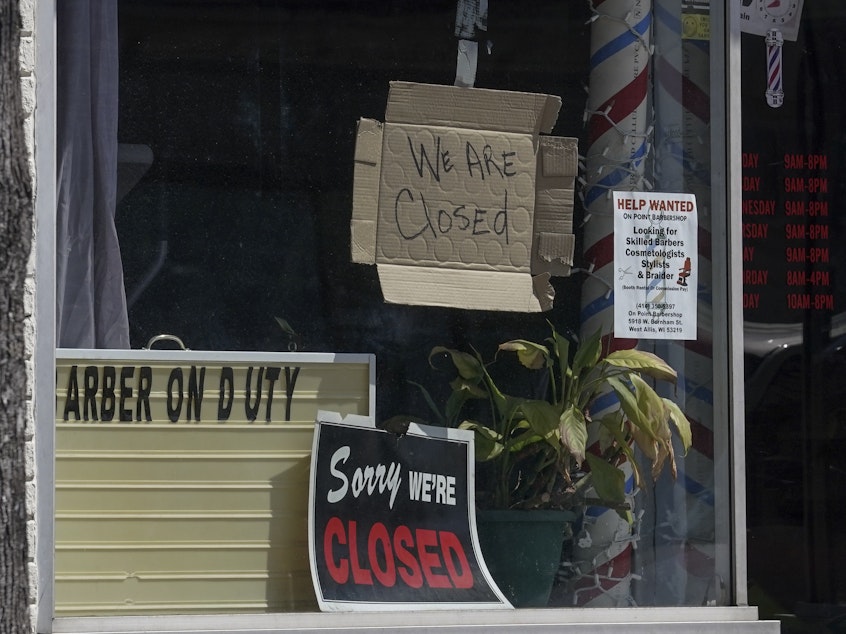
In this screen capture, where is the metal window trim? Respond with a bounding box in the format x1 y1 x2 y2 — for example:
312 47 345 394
34 0 57 631
722 0 750 607
703 0 748 609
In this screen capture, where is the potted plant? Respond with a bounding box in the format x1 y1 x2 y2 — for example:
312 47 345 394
420 323 692 606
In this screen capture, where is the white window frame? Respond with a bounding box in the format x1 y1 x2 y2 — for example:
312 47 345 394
33 0 759 631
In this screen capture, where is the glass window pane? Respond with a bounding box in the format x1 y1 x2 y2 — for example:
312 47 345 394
741 2 846 629
55 0 726 617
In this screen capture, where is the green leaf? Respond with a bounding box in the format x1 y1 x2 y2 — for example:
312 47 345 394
607 375 651 433
429 346 483 381
519 400 561 450
274 316 297 336
482 370 515 423
598 417 615 454
448 376 487 399
663 398 693 454
604 349 677 383
441 376 487 428
650 437 673 480
559 404 588 465
506 425 545 453
498 339 550 370
459 421 504 461
444 388 470 427
598 412 644 490
572 328 602 378
629 423 658 461
585 452 626 507
550 325 571 401
631 374 667 433
408 380 445 426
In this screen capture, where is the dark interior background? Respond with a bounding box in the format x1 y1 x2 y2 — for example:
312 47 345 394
741 2 846 629
115 1 592 420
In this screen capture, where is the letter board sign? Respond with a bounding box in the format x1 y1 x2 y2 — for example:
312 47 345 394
308 412 509 610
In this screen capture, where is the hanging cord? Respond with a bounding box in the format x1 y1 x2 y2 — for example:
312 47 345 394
454 0 490 87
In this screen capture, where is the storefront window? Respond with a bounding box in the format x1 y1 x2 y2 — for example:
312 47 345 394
742 2 846 630
53 0 730 621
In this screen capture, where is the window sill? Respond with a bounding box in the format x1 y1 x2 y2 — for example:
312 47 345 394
52 606 777 633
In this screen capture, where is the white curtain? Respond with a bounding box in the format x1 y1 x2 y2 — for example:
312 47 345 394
56 1 129 349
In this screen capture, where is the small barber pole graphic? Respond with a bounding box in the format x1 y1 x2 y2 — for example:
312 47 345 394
765 28 784 108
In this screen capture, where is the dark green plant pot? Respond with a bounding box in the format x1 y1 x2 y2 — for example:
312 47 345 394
475 509 577 608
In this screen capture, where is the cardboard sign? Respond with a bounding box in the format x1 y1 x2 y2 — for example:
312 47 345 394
309 412 509 611
352 81 578 312
613 191 698 340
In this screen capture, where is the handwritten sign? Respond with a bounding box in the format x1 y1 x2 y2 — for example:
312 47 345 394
613 191 698 340
309 412 509 610
379 124 536 271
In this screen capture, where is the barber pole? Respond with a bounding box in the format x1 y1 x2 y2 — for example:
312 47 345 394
765 29 784 108
574 0 653 607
